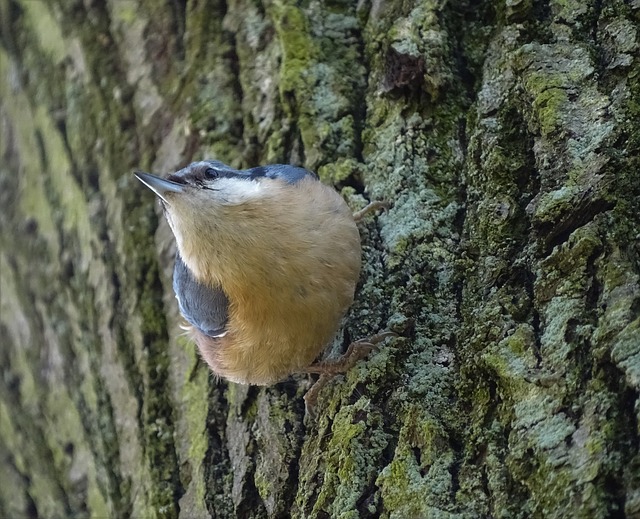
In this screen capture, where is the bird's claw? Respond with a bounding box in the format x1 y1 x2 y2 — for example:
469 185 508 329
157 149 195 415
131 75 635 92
302 330 397 418
352 200 391 223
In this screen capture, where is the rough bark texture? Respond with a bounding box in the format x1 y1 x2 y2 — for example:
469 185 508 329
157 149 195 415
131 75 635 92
1 0 639 517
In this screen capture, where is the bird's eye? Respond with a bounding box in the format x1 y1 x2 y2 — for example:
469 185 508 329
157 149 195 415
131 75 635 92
204 168 219 179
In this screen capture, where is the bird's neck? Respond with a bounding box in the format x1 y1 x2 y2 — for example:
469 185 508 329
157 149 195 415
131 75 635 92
171 205 264 289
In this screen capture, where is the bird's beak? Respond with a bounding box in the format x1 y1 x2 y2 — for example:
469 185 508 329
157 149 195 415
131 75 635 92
134 171 185 204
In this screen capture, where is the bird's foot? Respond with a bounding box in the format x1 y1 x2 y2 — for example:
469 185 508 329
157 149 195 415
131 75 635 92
304 331 396 375
352 200 390 223
303 331 397 417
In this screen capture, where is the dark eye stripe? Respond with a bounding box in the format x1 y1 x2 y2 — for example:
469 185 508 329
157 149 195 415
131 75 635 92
166 174 188 184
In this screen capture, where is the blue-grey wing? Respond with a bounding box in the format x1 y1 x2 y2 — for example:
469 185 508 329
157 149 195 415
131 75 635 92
173 253 229 337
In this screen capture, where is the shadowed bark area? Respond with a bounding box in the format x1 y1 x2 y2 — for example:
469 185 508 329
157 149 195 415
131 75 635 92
1 0 639 518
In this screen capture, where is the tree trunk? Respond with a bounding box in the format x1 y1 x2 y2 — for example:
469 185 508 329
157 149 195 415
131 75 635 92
1 0 639 517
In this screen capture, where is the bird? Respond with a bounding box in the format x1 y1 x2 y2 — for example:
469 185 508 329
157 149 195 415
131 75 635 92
134 160 390 388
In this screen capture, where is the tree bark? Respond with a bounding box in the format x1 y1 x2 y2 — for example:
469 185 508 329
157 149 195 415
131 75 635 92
1 0 639 517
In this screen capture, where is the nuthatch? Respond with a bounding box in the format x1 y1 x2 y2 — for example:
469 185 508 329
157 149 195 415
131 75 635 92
135 160 388 387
